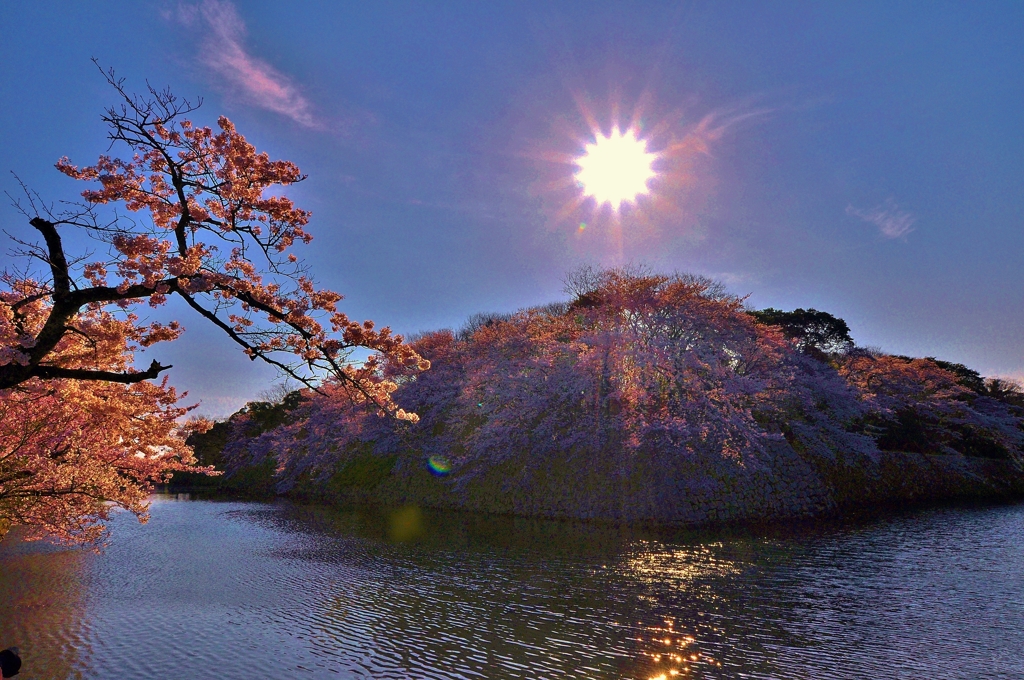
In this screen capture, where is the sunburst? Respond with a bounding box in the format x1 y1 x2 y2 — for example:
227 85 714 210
575 126 658 208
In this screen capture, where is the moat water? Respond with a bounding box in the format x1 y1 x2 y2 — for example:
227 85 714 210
1 496 1022 679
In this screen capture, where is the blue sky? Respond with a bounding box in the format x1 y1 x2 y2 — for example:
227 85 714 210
1 1 1022 416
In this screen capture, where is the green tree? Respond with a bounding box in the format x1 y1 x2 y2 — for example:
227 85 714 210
749 308 854 358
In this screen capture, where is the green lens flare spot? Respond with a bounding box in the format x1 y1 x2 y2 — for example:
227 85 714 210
427 455 451 477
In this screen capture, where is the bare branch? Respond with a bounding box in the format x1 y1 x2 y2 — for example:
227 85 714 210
32 359 171 384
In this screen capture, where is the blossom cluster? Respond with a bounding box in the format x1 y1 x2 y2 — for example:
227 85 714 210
0 298 211 544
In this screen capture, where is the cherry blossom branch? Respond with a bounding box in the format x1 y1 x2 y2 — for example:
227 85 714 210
32 359 171 384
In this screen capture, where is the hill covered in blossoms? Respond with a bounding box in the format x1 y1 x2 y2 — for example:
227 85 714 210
191 268 1024 524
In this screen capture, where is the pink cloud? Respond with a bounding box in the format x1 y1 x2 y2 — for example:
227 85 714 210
179 0 317 127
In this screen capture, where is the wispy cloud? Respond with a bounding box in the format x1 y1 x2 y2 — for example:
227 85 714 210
846 199 916 240
704 270 754 288
176 0 317 127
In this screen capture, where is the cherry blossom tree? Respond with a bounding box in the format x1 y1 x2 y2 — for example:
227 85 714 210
224 267 1022 497
1 68 426 543
839 352 1024 458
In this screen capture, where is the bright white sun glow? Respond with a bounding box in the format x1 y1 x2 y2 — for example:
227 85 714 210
575 126 657 208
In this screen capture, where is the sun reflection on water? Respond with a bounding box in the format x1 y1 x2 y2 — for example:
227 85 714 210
611 542 745 678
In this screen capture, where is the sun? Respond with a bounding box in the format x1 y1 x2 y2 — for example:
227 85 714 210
575 126 657 208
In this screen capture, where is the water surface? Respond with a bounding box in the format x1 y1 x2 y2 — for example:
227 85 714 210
1 497 1022 679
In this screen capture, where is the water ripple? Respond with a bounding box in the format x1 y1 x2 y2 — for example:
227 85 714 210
2 498 1023 678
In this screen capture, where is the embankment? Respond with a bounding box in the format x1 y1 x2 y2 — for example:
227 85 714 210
283 443 1024 526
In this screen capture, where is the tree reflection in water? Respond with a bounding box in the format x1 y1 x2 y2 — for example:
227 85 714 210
0 528 90 680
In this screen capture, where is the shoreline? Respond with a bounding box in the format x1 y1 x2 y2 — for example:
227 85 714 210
164 448 1024 533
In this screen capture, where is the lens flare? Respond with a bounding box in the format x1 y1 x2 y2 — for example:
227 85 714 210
575 126 657 208
427 455 452 476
